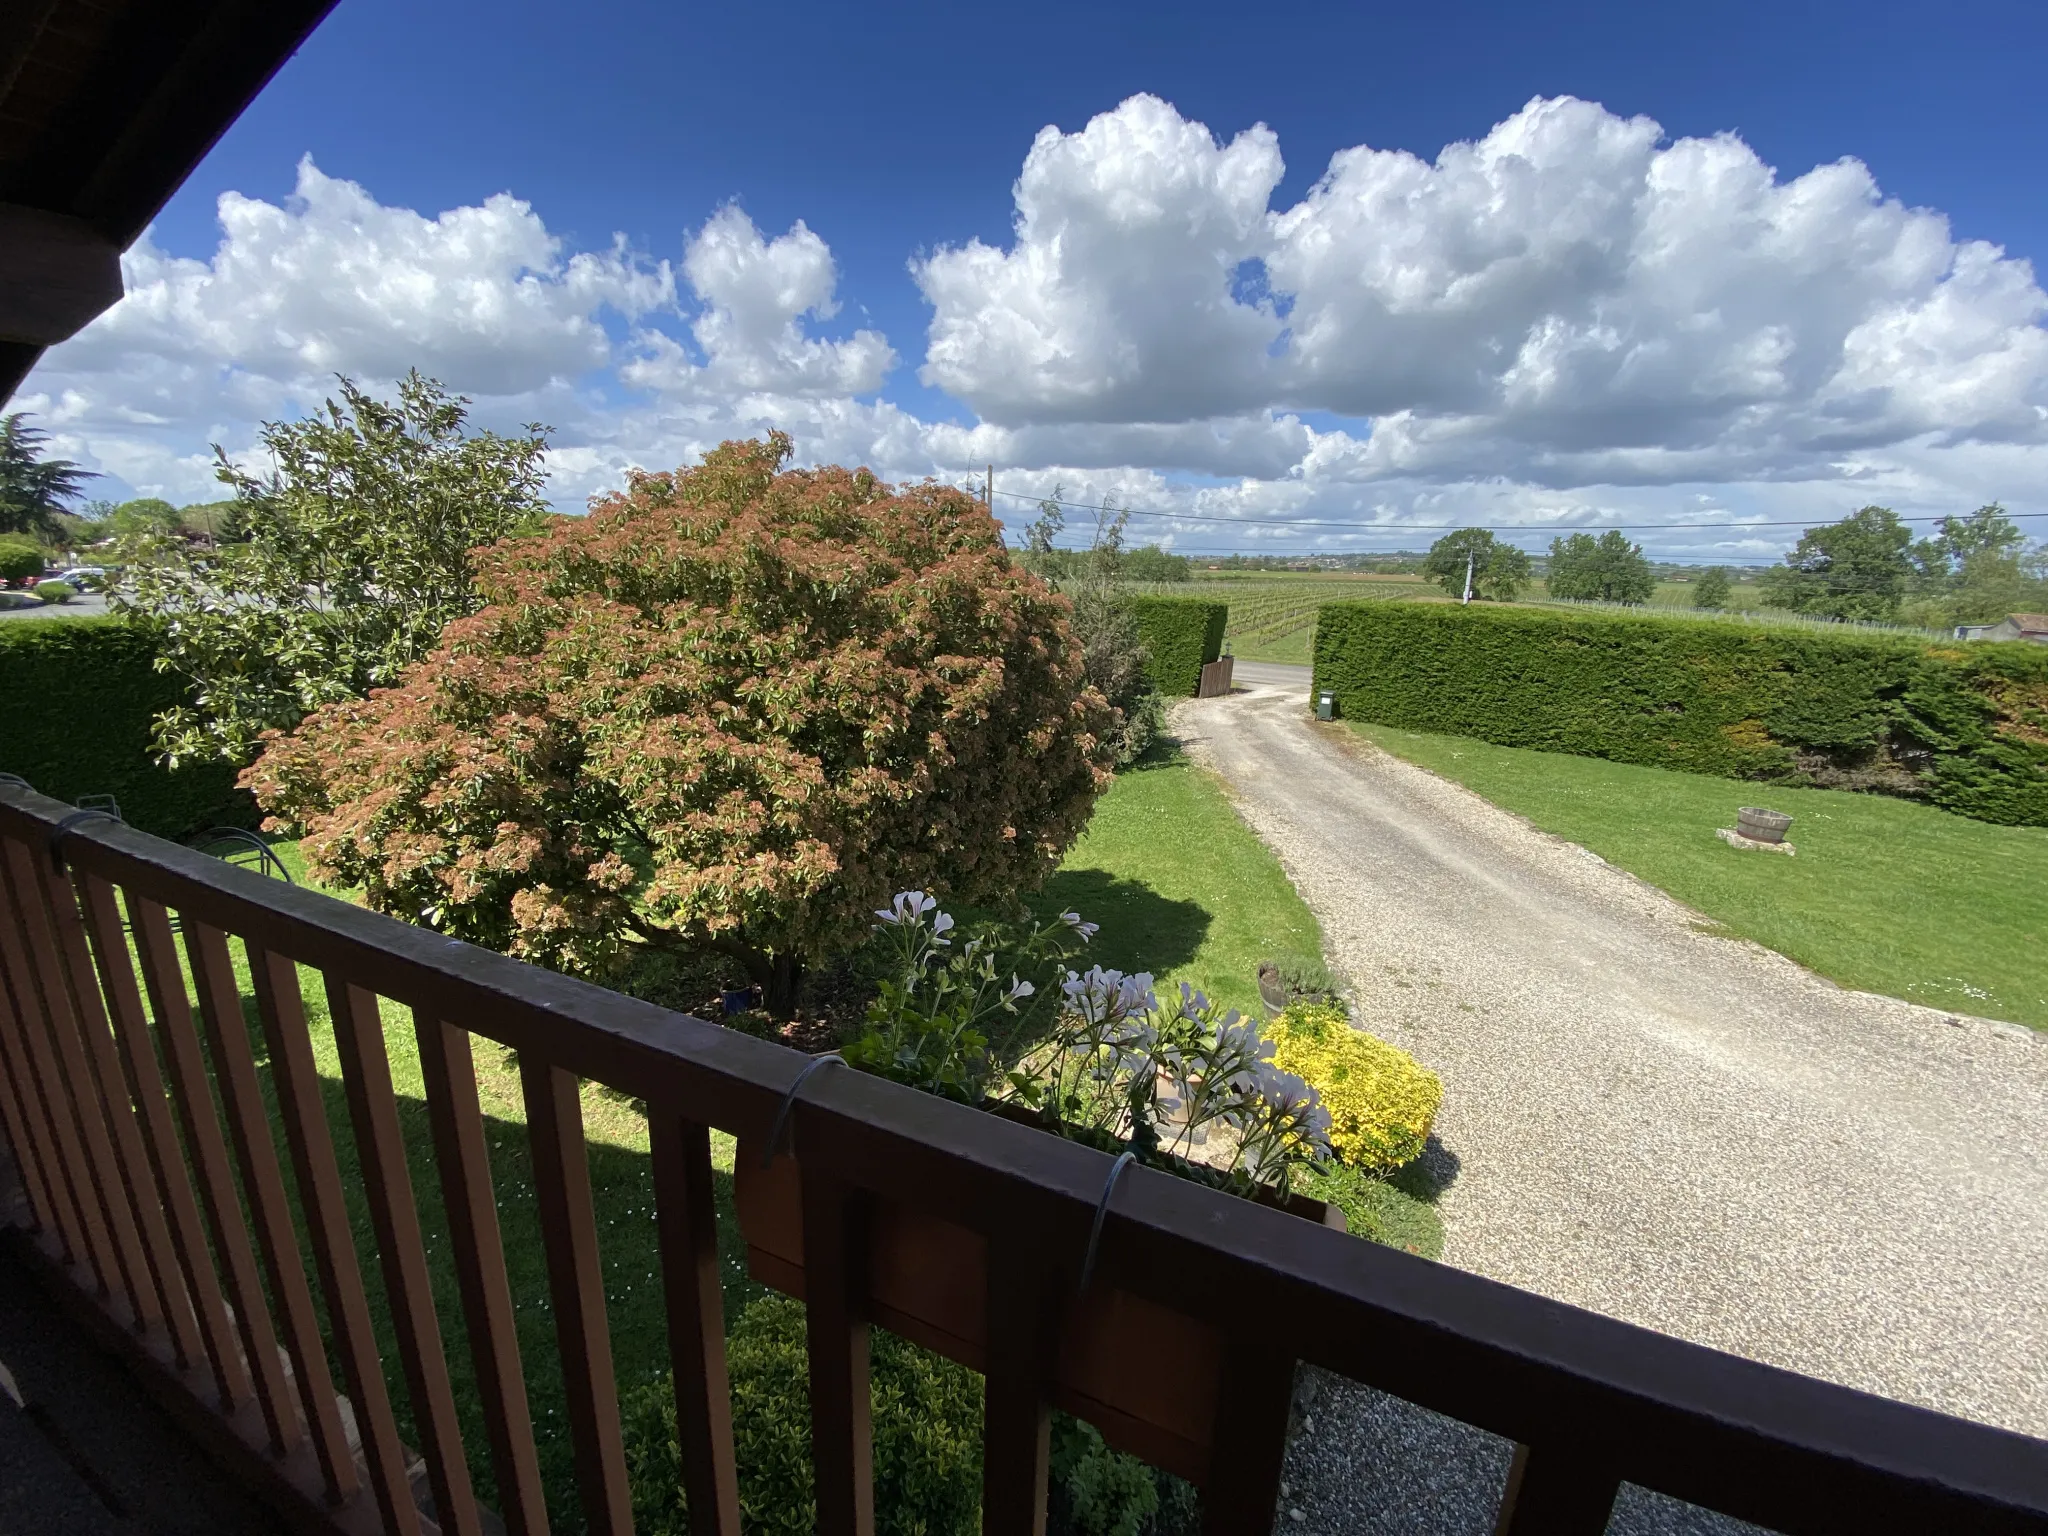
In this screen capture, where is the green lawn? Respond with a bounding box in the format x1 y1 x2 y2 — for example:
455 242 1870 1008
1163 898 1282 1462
1025 750 1323 1018
1351 723 2048 1030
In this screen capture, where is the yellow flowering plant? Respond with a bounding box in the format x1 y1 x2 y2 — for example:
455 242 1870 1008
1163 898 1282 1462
1270 1003 1441 1173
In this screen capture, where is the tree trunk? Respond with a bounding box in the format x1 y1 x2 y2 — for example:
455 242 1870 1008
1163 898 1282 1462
762 950 802 1017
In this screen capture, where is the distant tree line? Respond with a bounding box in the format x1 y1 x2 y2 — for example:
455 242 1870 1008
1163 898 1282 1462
1755 503 2046 627
1410 503 2045 627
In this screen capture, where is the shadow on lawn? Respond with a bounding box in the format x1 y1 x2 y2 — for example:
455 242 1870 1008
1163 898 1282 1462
1027 868 1210 982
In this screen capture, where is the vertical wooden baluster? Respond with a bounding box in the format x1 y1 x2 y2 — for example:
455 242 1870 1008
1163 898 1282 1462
128 897 298 1453
326 980 483 1536
0 845 91 1263
0 948 93 1269
650 1111 739 1536
33 852 195 1359
414 1013 550 1536
1492 1445 1620 1536
0 836 100 1269
982 1233 1055 1536
238 942 418 1535
85 885 255 1384
521 1058 633 1536
168 913 352 1490
1198 1339 1297 1536
0 965 65 1242
75 873 235 1393
796 1152 873 1536
0 837 139 1306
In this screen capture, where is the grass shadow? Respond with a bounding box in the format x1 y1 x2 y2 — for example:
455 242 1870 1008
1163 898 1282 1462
1024 868 1211 982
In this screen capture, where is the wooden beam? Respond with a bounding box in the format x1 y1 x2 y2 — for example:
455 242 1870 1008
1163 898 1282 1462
1 0 338 248
0 202 121 346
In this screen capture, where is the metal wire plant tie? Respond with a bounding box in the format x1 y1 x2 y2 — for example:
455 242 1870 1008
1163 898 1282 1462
1077 1149 1138 1294
49 807 121 864
761 1052 846 1168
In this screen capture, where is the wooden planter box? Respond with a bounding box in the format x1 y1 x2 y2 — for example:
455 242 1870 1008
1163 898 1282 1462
733 1128 1343 1482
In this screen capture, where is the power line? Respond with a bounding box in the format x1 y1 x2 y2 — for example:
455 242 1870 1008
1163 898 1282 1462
987 486 2047 536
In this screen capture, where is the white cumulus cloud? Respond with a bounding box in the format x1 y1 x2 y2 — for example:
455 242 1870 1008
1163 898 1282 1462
915 94 2048 488
18 97 2048 554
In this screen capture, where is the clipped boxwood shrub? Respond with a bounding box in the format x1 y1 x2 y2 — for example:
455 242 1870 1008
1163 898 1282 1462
33 580 75 604
1129 597 1226 696
0 617 251 836
1272 1002 1442 1173
1313 603 2048 827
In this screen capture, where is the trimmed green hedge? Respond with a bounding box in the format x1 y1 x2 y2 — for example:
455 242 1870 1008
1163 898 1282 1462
0 618 251 837
1130 596 1227 696
1313 603 2048 826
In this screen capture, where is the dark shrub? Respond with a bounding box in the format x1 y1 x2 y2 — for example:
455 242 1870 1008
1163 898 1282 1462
1314 603 2048 826
1129 597 1226 696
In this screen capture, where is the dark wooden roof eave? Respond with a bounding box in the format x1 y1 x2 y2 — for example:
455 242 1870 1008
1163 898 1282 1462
0 0 339 403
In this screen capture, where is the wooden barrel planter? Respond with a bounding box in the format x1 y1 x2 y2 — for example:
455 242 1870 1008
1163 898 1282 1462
733 1132 1343 1482
1735 806 1793 844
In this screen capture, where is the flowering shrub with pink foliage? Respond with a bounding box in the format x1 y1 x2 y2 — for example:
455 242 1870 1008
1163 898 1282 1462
245 434 1115 1000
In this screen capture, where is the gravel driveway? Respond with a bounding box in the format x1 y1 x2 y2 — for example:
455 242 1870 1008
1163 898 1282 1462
1179 663 2048 1529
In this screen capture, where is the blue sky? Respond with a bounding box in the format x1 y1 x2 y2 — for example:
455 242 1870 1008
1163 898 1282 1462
25 0 2048 559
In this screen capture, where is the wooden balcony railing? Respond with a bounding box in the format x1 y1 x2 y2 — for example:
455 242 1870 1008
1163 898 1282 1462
0 780 2044 1535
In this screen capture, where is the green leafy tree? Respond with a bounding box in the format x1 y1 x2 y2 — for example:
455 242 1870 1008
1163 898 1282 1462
1912 503 2025 581
1424 529 1491 598
245 433 1116 1008
1016 490 1163 759
1902 504 2042 627
1022 484 1065 559
1424 528 1530 601
1062 583 1163 764
1120 544 1191 581
1546 530 1654 603
114 372 551 765
108 497 180 538
0 414 94 540
175 499 240 542
1690 566 1731 611
1758 506 1914 620
0 536 46 583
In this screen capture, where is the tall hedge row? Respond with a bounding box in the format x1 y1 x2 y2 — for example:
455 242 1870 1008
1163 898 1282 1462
1313 603 2048 827
1130 597 1227 696
0 618 251 837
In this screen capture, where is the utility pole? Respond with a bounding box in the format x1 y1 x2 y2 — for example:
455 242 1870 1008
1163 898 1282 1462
986 464 993 510
1461 548 1475 605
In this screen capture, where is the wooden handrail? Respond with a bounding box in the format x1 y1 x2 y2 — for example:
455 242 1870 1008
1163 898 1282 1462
0 781 2044 1536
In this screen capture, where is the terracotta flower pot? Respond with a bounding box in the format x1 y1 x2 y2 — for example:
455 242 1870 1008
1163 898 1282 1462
732 1131 1343 1482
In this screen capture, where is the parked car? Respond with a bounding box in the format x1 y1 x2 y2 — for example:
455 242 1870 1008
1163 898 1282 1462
54 566 107 590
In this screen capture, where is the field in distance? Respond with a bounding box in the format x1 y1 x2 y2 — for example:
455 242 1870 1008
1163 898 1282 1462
1132 572 1434 664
